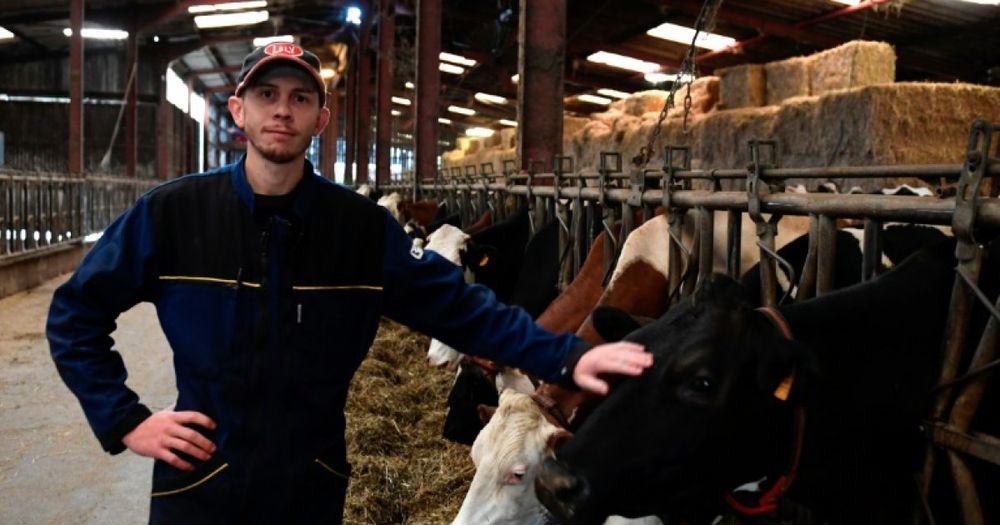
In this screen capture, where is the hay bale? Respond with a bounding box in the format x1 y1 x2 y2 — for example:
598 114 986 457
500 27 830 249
766 56 811 105
563 116 590 159
693 105 781 170
623 90 669 116
717 63 765 109
808 40 895 97
344 319 473 524
572 120 613 169
483 131 502 149
591 109 625 128
773 82 1000 191
499 127 517 150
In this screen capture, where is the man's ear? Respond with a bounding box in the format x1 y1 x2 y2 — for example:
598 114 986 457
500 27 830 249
228 96 245 128
314 106 331 136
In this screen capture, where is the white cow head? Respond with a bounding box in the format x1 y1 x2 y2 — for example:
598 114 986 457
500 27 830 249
426 225 474 368
377 192 404 224
452 389 568 525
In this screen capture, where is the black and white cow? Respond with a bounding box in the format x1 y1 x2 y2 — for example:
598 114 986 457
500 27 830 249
536 237 999 525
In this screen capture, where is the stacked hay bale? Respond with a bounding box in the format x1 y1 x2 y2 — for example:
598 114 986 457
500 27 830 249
717 64 766 109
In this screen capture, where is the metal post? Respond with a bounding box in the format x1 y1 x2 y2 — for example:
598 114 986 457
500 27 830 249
125 17 138 177
68 0 85 176
356 11 373 186
415 0 441 181
157 58 170 180
517 0 565 170
375 0 394 186
344 44 357 186
320 90 339 180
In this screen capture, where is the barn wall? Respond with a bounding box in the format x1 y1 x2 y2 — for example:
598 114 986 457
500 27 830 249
0 49 160 98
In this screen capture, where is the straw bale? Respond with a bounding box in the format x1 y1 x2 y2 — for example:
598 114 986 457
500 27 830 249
572 120 614 169
623 90 669 116
499 127 517 150
717 63 765 109
773 83 1000 191
766 56 811 106
693 105 781 170
609 98 627 112
464 138 483 155
455 136 474 152
591 109 626 128
808 40 895 97
483 132 502 149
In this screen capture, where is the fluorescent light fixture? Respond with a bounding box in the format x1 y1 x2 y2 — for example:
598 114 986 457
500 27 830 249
440 52 477 67
474 92 507 104
189 1 267 13
448 105 476 116
405 81 415 89
511 74 519 84
320 68 336 79
644 72 695 84
577 94 612 105
597 88 631 99
956 0 1000 4
646 22 736 51
439 63 465 75
392 96 411 106
499 119 518 127
466 127 495 138
345 6 362 25
193 10 268 29
391 109 402 116
253 35 294 47
63 28 129 40
0 26 15 41
829 0 862 4
587 51 660 73
438 118 452 125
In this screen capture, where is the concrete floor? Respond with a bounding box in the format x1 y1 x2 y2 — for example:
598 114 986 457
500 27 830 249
0 275 174 525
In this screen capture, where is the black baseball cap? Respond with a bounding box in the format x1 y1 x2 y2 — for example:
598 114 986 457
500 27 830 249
235 43 326 106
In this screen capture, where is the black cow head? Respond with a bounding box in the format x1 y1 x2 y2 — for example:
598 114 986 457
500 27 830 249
536 274 816 524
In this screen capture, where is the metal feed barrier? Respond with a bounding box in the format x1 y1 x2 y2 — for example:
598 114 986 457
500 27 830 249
378 120 1000 525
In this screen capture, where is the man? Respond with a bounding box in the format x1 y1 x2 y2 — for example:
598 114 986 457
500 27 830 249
47 43 652 524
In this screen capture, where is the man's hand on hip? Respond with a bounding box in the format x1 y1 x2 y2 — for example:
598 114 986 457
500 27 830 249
122 410 217 471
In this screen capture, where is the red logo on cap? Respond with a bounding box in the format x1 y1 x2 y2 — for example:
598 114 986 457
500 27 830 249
264 43 303 57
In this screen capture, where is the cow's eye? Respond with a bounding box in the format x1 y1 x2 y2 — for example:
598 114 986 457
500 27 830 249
689 376 715 394
505 469 527 485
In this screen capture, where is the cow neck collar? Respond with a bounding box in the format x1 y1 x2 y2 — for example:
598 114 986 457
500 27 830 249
723 306 806 517
531 387 574 430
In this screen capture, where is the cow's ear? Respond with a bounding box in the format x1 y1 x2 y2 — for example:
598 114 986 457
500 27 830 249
477 404 497 425
591 306 643 342
693 274 749 310
754 336 815 406
546 428 573 452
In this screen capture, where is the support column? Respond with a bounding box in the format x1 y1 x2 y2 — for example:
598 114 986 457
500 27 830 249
517 0 565 171
125 16 138 177
68 0 84 175
415 0 441 181
375 0 395 186
356 11 373 186
344 47 357 186
320 90 339 180
156 58 170 180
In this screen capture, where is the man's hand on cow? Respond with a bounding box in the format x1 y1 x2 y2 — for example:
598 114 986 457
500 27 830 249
573 342 652 395
122 409 217 471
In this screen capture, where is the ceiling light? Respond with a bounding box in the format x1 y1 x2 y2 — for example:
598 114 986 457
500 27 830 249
0 26 15 42
194 10 268 29
829 0 862 4
466 127 495 138
440 52 477 67
474 92 507 104
597 88 631 99
189 1 267 13
955 0 1000 4
646 22 736 51
499 119 518 127
511 74 519 84
320 68 336 79
345 6 362 25
577 94 612 105
392 96 411 106
448 105 476 116
392 109 401 116
438 118 452 125
439 63 465 75
644 72 695 84
63 28 129 40
253 35 294 47
586 51 660 73
153 35 160 42
405 81 414 89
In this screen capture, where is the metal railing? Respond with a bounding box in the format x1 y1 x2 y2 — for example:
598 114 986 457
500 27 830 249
0 170 158 262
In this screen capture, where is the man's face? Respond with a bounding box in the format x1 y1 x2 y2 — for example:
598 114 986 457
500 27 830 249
228 72 329 164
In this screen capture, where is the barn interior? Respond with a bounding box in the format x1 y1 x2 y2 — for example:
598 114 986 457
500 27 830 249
1 1 999 523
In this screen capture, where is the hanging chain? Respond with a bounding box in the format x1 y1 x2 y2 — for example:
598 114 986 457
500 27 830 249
633 0 725 168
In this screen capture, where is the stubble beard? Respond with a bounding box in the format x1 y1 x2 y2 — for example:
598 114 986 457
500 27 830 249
249 134 310 164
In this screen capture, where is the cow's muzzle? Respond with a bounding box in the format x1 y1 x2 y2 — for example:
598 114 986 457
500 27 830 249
536 457 589 523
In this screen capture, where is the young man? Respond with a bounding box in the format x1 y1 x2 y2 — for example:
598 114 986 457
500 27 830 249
47 43 651 524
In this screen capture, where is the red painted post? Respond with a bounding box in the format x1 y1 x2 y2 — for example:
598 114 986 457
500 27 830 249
126 17 138 177
321 89 339 180
517 0 565 172
68 0 84 175
157 59 170 180
356 11 373 186
344 47 357 186
415 0 441 181
375 0 395 186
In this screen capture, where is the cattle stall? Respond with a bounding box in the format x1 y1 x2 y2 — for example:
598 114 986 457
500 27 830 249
377 119 1000 525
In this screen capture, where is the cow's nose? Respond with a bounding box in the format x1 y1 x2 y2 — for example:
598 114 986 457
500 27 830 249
536 457 588 522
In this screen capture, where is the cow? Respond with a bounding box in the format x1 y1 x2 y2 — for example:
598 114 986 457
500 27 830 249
450 389 663 525
536 237 1000 525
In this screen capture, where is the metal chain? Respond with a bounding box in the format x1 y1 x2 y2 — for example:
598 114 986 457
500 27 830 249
633 0 725 168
